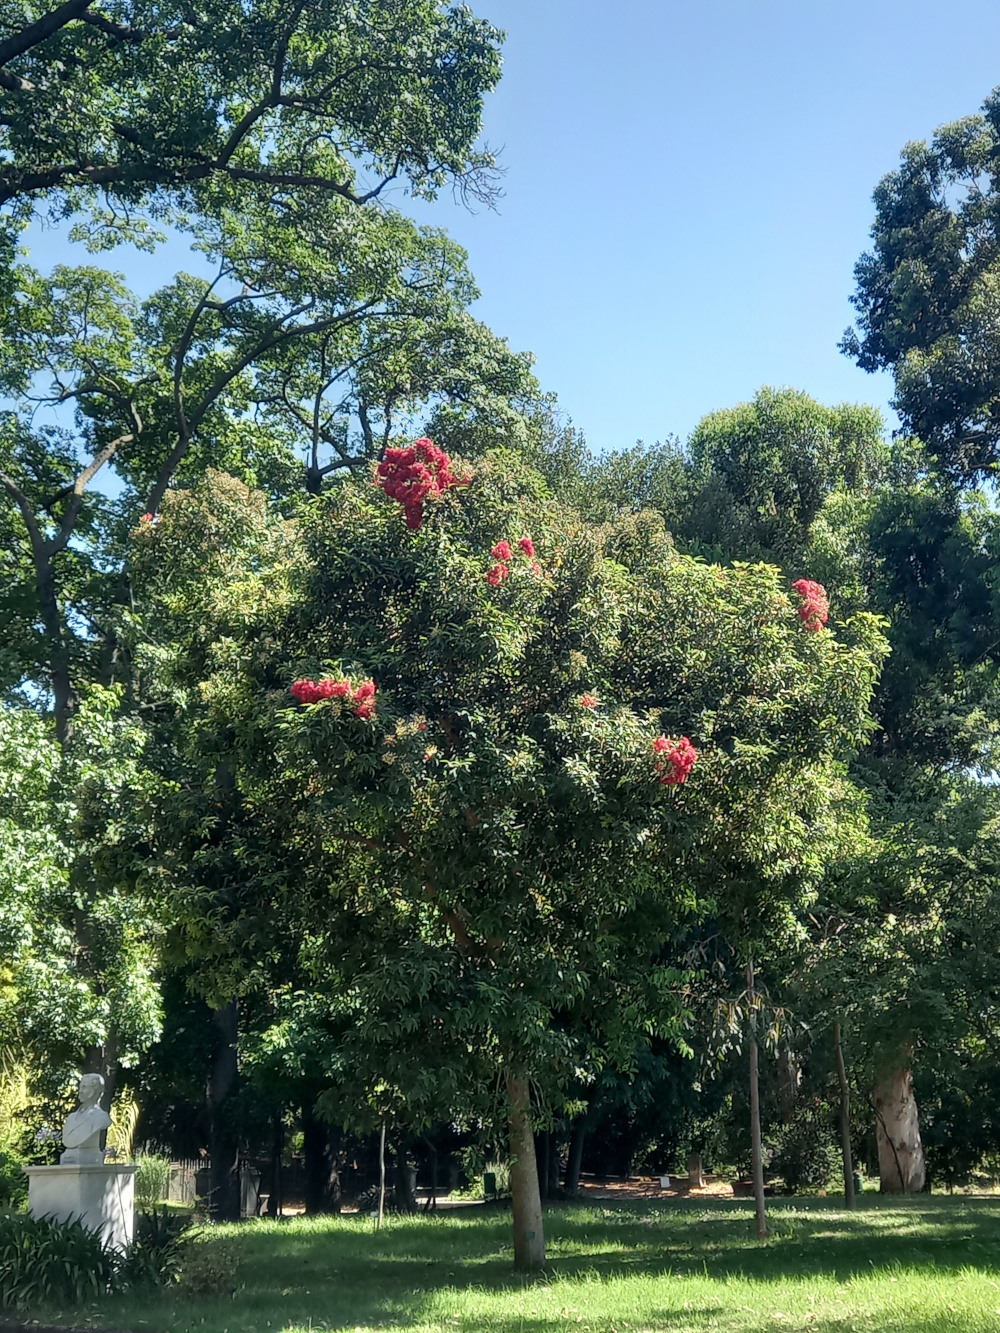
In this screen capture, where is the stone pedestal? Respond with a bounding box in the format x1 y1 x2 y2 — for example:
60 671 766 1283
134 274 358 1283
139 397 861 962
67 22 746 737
24 1163 137 1250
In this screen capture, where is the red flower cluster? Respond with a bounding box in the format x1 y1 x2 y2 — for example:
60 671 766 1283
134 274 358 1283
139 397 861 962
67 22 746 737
290 676 377 718
485 533 539 585
653 735 698 786
352 679 376 718
578 693 598 708
139 513 154 524
376 437 467 530
792 578 829 632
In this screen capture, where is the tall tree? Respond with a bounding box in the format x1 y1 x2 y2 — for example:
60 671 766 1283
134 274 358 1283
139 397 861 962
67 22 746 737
843 86 1000 481
127 452 886 1265
0 0 503 221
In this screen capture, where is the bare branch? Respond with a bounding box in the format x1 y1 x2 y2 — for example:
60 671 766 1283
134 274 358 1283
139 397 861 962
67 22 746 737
80 10 143 42
46 427 135 558
0 470 45 553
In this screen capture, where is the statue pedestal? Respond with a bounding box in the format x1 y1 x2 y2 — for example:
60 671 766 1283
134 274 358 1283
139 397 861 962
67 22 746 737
24 1163 137 1250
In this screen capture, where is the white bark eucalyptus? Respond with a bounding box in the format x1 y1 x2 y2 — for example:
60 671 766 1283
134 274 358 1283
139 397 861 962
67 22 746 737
875 1061 925 1193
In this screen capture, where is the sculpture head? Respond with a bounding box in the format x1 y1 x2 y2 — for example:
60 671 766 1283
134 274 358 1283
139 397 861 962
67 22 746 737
77 1073 104 1108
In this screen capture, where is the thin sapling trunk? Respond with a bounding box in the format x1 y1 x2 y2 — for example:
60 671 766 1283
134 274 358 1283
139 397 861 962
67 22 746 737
747 957 767 1239
833 1020 855 1209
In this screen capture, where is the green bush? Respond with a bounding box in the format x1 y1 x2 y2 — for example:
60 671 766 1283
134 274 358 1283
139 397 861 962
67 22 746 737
772 1108 840 1194
0 1149 27 1209
120 1209 191 1289
177 1239 238 1297
0 1213 116 1309
134 1153 171 1209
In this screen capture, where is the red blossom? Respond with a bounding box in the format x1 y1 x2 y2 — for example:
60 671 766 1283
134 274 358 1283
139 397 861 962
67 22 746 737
139 512 154 524
653 735 698 786
530 560 543 577
491 539 513 561
290 675 377 719
486 562 509 586
518 536 535 558
417 721 428 731
290 679 321 704
578 693 598 708
792 578 829 632
375 436 468 531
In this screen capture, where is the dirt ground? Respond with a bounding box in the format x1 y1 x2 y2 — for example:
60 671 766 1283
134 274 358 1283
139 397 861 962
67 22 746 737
575 1173 735 1201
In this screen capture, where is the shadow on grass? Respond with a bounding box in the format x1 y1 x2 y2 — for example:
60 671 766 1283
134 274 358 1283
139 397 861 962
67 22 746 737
76 1196 1000 1333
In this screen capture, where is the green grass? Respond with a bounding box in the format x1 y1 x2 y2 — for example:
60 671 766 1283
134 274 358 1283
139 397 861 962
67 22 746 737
53 1196 1000 1332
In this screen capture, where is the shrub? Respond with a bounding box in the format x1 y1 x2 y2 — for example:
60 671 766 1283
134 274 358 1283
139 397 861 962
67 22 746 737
176 1239 238 1297
0 1213 116 1309
772 1108 840 1193
134 1153 171 1209
0 1149 27 1209
120 1209 191 1289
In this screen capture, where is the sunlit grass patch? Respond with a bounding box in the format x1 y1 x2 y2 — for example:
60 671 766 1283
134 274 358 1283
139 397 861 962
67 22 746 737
41 1196 1000 1333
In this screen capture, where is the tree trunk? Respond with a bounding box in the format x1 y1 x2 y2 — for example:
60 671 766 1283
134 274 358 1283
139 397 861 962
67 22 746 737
394 1139 417 1213
507 1072 545 1272
36 554 76 746
548 1132 560 1199
687 1153 704 1189
208 1001 241 1221
535 1131 550 1201
874 1061 925 1193
833 1020 855 1209
565 1117 587 1196
777 1045 799 1124
376 1121 386 1230
265 1108 283 1217
747 957 767 1238
303 1101 341 1214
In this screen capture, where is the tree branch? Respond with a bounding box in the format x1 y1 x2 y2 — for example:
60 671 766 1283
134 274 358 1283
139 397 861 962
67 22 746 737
45 428 133 558
0 0 94 68
80 10 143 42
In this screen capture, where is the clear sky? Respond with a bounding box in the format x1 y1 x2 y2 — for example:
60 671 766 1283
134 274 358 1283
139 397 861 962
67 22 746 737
24 0 1000 453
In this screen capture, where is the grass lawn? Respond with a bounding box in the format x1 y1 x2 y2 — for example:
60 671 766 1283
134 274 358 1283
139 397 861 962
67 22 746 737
57 1195 1000 1333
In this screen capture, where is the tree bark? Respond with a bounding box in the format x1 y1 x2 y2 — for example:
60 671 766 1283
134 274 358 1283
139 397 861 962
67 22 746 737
394 1139 417 1213
747 957 767 1238
208 1001 241 1221
565 1116 587 1196
777 1046 799 1125
376 1121 386 1230
535 1131 550 1201
507 1072 545 1272
833 1020 855 1209
687 1153 704 1189
265 1108 283 1217
874 1061 925 1193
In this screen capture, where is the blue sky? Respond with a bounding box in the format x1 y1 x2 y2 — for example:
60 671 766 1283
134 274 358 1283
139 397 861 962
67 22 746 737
24 0 1000 453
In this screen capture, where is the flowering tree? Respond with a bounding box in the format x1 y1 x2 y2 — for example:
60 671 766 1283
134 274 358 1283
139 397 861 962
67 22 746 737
132 450 885 1268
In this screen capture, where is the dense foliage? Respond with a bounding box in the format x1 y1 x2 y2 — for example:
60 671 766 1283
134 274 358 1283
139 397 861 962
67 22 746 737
5 2 1000 1281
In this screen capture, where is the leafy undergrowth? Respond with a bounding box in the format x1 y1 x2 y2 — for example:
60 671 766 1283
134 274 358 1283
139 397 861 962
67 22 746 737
45 1196 1000 1332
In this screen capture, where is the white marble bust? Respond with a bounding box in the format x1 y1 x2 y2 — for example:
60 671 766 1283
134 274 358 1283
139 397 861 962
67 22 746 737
60 1073 112 1165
